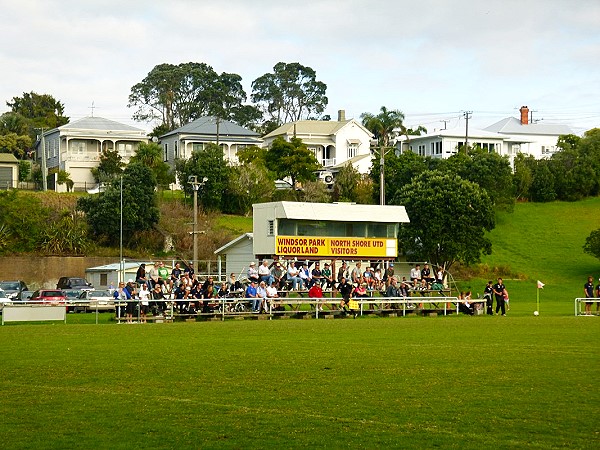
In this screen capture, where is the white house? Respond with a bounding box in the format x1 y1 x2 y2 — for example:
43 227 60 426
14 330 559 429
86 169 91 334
36 116 149 190
399 106 574 166
262 110 374 175
484 106 574 162
160 116 262 168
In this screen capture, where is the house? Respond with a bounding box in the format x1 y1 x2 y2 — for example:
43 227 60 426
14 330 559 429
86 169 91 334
398 106 574 166
262 110 374 175
484 106 574 162
36 116 149 190
160 116 262 168
0 153 19 189
397 128 506 159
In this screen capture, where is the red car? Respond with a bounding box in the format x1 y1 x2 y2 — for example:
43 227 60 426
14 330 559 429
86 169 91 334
30 289 67 305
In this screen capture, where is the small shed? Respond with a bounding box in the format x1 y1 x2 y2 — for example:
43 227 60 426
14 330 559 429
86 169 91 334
85 262 152 289
214 233 254 281
0 154 19 189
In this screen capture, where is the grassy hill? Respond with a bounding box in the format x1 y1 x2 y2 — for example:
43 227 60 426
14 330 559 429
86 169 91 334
458 196 600 315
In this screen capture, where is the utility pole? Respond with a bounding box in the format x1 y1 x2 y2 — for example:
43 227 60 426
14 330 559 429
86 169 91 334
440 119 449 130
463 111 472 154
36 128 48 191
380 148 385 206
215 117 220 146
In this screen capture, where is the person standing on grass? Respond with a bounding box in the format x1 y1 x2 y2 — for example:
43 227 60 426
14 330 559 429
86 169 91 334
584 276 595 316
113 282 131 322
124 279 137 323
483 281 494 315
138 283 150 323
493 277 507 316
596 278 600 314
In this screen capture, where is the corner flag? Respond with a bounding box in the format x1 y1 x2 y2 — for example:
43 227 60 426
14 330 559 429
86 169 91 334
537 280 545 289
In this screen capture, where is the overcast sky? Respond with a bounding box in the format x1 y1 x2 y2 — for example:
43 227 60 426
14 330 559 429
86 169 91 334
2 0 599 134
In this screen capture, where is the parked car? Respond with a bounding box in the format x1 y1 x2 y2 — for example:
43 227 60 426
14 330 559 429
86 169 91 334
30 290 67 304
76 290 115 312
0 280 29 299
16 290 35 301
56 277 94 291
0 289 10 311
63 289 83 312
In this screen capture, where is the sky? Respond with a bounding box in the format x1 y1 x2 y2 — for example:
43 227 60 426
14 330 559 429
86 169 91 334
1 0 599 135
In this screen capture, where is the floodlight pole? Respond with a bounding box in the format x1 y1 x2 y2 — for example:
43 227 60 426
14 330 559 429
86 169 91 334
188 176 207 275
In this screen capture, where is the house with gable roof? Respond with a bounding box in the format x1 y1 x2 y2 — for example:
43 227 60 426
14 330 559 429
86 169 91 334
36 116 149 189
160 116 262 168
262 110 374 175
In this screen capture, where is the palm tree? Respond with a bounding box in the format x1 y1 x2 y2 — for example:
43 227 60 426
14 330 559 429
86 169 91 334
360 106 405 148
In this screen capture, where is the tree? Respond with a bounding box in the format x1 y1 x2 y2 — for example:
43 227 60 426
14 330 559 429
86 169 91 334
6 92 69 131
224 161 275 215
371 150 429 204
393 170 495 270
251 62 328 126
175 143 230 211
77 163 159 245
128 62 256 131
583 229 600 261
265 137 321 189
361 106 405 148
332 163 360 202
129 142 174 188
513 153 535 201
0 132 32 158
90 148 124 183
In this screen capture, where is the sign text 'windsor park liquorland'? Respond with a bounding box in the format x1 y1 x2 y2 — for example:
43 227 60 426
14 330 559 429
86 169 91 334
275 236 397 258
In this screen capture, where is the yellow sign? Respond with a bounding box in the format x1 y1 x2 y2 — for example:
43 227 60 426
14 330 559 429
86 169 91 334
275 236 397 258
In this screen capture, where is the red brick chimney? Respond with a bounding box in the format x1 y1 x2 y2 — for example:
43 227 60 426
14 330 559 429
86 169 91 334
520 106 529 125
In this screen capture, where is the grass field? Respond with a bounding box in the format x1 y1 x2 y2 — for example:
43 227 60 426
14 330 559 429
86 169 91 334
0 317 597 449
1 199 599 448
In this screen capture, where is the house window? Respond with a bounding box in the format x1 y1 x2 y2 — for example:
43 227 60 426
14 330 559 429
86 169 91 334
71 141 86 154
541 145 556 154
267 220 275 236
435 141 442 154
418 144 425 156
192 143 204 152
163 144 168 162
174 142 178 159
347 143 358 158
100 274 108 286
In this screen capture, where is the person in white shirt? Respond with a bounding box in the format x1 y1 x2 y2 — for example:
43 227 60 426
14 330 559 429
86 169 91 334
410 264 421 284
258 260 274 286
247 262 259 284
138 283 151 323
287 263 302 290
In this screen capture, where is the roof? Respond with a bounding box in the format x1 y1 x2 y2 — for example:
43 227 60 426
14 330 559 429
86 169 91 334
58 116 146 133
263 118 372 139
484 117 573 136
254 201 410 223
331 153 373 170
401 127 506 141
161 117 260 139
0 153 19 164
214 233 253 255
85 262 146 272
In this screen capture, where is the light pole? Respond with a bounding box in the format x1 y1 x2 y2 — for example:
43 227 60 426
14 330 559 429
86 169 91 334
120 174 124 283
188 175 208 275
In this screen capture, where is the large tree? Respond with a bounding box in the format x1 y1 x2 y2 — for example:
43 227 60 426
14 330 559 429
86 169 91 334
251 62 328 126
90 148 124 184
77 163 159 245
583 228 600 261
128 62 258 133
393 170 495 270
265 137 321 189
6 92 69 131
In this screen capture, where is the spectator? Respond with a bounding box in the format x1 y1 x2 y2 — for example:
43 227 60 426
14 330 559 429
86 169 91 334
353 282 369 299
247 262 259 284
113 281 131 322
151 283 166 316
138 283 151 323
171 263 182 285
483 281 494 315
373 268 383 291
287 263 302 291
299 263 311 289
311 262 324 287
421 263 434 284
228 273 243 294
596 278 600 314
157 261 170 286
321 263 334 289
258 260 274 286
385 276 399 309
272 262 286 290
410 264 421 284
363 266 375 290
246 280 258 312
384 263 395 286
436 266 445 285
148 263 159 289
337 261 349 283
136 263 148 287
351 262 363 285
124 279 137 323
256 281 268 313
308 282 325 311
458 291 474 315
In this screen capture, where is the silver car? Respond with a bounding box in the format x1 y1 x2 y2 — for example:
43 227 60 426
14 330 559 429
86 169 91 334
75 290 115 312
